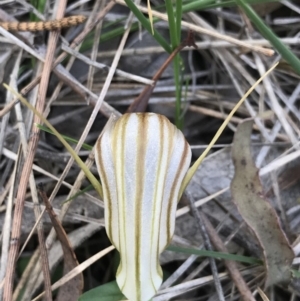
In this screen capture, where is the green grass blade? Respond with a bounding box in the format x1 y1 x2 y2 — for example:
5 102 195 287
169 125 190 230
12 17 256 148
36 124 93 151
182 0 215 12
167 245 262 265
292 270 300 278
173 57 183 128
63 185 94 204
30 0 47 21
81 0 280 53
182 0 280 12
176 0 183 42
123 0 172 53
236 0 300 75
165 0 183 128
165 0 179 47
175 0 183 129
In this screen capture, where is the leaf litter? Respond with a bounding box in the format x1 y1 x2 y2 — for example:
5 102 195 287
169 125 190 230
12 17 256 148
0 1 300 300
231 119 294 287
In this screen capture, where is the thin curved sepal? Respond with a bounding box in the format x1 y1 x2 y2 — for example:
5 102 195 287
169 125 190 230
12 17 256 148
95 113 191 301
179 63 279 196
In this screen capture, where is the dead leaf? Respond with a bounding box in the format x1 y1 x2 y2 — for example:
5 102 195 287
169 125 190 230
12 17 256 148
252 2 282 16
39 187 84 301
230 119 294 287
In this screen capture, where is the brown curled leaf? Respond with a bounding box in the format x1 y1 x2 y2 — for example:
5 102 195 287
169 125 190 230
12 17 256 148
0 15 86 32
230 119 294 287
38 187 84 301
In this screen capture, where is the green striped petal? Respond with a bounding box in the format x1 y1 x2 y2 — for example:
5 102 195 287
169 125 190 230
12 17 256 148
95 113 191 301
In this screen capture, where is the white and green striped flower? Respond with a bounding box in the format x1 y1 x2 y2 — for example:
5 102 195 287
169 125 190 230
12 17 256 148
95 113 191 301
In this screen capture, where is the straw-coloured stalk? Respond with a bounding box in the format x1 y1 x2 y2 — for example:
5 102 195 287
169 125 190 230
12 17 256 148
95 113 191 301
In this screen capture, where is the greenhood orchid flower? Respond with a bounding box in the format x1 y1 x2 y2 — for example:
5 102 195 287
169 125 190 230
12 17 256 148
95 113 191 301
3 65 278 301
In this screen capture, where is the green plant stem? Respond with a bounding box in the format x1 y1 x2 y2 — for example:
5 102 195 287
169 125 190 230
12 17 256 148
165 0 183 128
174 56 183 128
176 0 183 129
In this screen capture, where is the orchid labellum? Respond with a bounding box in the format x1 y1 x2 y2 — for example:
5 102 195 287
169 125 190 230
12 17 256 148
95 113 191 301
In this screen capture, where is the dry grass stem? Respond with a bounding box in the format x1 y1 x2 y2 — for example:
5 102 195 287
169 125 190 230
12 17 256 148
96 37 300 58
